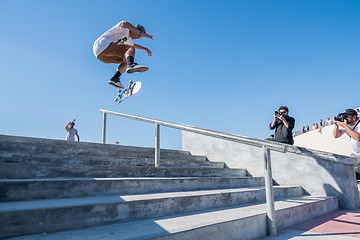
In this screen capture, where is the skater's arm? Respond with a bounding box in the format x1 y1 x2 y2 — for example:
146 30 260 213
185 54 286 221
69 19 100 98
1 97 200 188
133 44 152 57
120 21 153 40
120 21 141 35
140 32 153 40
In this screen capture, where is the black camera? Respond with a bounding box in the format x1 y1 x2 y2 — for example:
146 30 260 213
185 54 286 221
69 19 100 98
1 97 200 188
334 114 345 122
275 111 282 116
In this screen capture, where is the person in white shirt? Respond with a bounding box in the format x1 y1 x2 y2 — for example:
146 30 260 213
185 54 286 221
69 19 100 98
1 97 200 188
93 21 153 89
326 117 333 126
65 121 80 142
333 109 360 179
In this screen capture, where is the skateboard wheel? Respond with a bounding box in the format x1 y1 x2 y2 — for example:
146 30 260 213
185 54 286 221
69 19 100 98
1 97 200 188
129 80 133 84
114 99 118 102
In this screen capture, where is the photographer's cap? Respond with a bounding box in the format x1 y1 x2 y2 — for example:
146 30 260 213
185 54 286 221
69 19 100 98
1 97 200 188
342 109 357 116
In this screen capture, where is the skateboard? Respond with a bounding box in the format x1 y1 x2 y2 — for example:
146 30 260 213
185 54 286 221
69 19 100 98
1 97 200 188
114 81 142 104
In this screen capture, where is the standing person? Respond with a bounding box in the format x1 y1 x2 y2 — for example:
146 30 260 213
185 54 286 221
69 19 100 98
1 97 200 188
93 21 153 89
270 106 295 145
65 121 80 142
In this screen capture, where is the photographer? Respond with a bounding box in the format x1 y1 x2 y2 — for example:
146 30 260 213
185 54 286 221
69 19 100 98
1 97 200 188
333 109 360 179
333 109 360 155
270 106 295 145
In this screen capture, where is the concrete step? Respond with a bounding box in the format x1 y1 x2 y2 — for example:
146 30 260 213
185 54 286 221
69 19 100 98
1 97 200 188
0 186 303 239
0 177 265 201
0 152 224 168
0 163 246 179
3 196 338 240
0 134 194 159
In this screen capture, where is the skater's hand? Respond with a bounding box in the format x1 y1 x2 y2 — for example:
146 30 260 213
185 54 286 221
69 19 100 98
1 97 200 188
146 48 152 57
141 33 153 40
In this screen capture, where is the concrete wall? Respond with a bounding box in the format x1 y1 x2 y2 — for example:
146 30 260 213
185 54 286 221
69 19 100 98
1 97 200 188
294 124 352 156
182 131 359 210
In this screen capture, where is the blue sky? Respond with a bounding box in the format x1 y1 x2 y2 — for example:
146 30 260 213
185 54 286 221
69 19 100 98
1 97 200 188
0 0 359 149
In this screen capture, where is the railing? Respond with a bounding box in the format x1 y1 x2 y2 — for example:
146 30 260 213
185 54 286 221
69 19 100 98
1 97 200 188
100 109 287 236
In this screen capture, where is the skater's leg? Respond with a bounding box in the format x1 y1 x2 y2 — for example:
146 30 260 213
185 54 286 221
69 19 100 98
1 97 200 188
117 61 127 75
125 47 135 66
109 60 127 89
125 47 149 73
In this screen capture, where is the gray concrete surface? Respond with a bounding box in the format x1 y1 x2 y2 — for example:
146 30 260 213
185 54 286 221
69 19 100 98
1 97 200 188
182 131 360 209
5 196 338 240
0 186 302 238
0 134 342 239
0 176 265 201
0 163 247 179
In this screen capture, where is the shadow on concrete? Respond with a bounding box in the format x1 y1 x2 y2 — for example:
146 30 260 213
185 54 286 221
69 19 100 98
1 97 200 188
295 146 359 209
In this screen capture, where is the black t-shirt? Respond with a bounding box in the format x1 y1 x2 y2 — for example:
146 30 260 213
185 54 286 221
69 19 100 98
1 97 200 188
269 116 295 145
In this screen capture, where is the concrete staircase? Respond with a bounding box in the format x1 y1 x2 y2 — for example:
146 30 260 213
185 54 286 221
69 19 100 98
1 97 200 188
0 134 338 240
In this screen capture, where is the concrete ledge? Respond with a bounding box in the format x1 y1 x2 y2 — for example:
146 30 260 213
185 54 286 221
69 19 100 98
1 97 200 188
182 131 360 209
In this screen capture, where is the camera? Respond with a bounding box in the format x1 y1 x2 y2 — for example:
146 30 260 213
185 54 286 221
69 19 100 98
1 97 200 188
334 114 345 122
275 111 282 116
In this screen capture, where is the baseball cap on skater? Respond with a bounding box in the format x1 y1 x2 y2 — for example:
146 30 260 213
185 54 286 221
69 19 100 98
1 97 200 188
136 24 146 34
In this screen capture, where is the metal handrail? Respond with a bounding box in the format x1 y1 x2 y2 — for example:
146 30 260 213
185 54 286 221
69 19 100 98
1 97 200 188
99 109 278 235
99 109 288 153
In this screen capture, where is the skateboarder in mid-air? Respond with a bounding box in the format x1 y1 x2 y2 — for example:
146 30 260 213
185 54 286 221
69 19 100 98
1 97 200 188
93 21 153 89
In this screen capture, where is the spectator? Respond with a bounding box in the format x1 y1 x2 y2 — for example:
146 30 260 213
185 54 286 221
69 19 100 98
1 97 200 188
269 106 295 145
306 125 310 132
65 121 80 142
356 108 360 118
320 119 325 127
311 124 316 131
326 117 333 126
315 123 319 129
301 126 306 133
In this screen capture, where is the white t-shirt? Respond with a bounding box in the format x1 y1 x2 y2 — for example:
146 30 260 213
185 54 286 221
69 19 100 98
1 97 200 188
93 21 134 57
339 119 360 155
66 128 78 141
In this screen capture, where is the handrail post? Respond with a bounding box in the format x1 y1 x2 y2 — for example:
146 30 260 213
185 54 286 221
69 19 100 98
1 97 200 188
155 123 160 167
263 146 277 236
102 112 107 144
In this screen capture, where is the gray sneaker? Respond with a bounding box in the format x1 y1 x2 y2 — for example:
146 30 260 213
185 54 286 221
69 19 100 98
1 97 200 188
126 63 149 74
109 78 125 89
